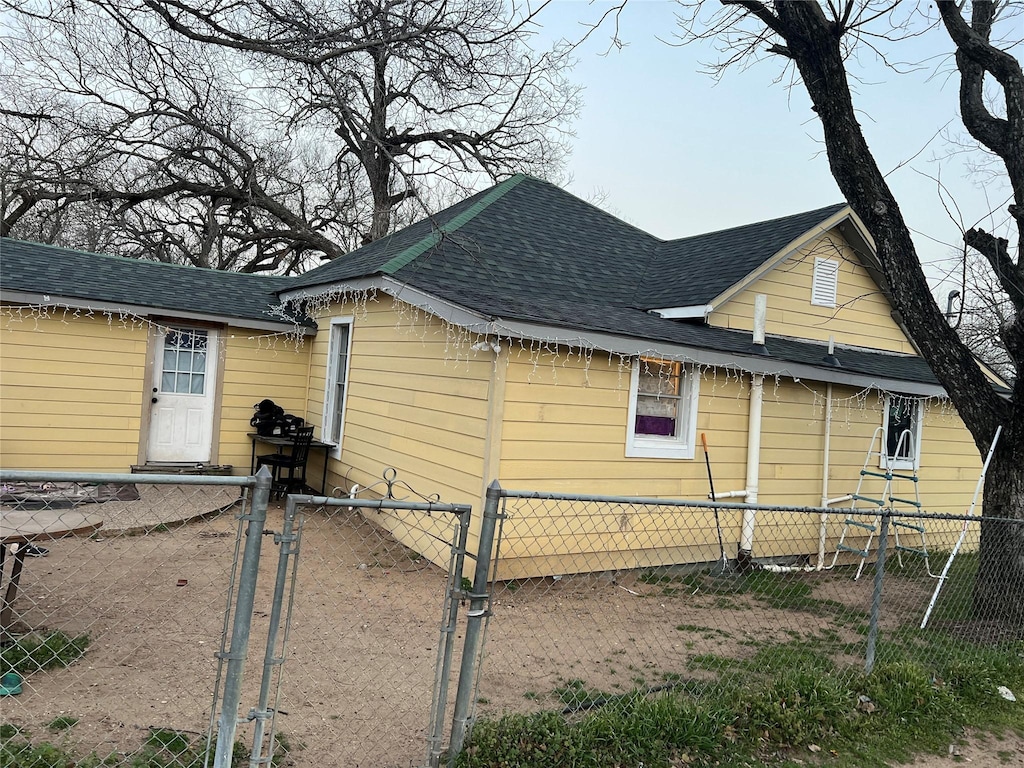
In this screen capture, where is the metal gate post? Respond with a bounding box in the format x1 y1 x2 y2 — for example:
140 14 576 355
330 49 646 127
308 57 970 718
449 481 502 760
865 511 890 675
248 494 302 767
213 467 272 768
425 506 472 767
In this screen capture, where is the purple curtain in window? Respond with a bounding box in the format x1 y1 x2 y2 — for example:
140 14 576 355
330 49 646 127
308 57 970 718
636 415 676 436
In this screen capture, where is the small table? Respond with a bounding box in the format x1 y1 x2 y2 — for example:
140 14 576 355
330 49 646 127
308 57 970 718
247 433 336 496
1 510 104 643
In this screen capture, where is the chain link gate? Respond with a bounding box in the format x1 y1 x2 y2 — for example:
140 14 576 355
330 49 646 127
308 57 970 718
227 472 472 768
1 468 474 768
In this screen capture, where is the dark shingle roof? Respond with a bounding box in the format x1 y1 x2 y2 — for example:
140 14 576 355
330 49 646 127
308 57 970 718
291 175 847 312
1 178 939 389
640 202 849 307
0 238 304 327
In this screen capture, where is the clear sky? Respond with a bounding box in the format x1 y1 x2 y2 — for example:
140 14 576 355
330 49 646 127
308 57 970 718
537 1 1015 301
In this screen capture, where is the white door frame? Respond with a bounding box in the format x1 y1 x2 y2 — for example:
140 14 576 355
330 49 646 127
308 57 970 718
146 325 220 463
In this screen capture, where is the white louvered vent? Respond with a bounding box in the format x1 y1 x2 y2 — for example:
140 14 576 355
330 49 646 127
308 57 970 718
811 258 840 307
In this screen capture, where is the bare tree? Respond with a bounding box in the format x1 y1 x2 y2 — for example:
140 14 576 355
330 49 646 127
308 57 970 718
0 0 578 271
668 0 1023 626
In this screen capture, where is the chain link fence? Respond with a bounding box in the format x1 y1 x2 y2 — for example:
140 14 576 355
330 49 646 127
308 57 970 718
3 471 1020 767
461 489 1023 742
1 470 475 768
1 472 251 766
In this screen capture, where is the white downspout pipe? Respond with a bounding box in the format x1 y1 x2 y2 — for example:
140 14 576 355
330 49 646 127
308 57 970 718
740 373 763 565
739 294 767 570
817 381 833 570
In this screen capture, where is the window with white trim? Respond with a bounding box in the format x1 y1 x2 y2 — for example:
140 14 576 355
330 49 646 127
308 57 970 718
323 318 353 455
811 257 840 307
882 394 922 470
626 357 700 459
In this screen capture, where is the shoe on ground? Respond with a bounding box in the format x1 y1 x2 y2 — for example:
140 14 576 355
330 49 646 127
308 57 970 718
20 543 49 557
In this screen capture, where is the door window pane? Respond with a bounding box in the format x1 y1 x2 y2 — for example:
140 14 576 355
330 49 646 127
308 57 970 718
159 328 209 394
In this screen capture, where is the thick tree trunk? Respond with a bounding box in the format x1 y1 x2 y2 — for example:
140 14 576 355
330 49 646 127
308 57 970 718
974 440 1024 629
759 2 1022 629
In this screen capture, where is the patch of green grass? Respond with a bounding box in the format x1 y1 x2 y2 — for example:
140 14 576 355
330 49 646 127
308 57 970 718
688 654 734 672
0 728 263 768
0 737 108 768
1 631 90 675
47 716 79 732
459 625 1024 768
552 679 610 709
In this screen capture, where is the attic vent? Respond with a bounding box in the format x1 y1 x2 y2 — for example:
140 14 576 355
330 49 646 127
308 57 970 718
811 258 839 308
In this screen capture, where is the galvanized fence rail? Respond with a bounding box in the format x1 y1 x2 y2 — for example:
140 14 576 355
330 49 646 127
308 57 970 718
453 486 1022 757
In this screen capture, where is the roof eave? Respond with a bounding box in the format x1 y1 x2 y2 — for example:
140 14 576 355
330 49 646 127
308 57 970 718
280 278 945 396
648 304 713 320
1 289 313 335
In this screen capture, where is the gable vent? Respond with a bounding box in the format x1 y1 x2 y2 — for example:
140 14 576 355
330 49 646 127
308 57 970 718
811 258 839 307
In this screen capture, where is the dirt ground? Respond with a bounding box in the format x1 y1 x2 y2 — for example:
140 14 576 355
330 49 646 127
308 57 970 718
2 486 1020 767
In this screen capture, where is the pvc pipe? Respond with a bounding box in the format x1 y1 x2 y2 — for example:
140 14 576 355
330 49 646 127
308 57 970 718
817 382 833 570
752 294 767 346
713 490 749 499
921 425 1002 629
740 373 764 557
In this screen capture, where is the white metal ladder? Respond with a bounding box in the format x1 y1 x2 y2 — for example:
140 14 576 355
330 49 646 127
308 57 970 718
830 427 932 580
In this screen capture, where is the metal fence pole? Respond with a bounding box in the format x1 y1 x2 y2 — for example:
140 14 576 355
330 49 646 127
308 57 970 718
249 494 302 768
448 481 501 761
214 467 272 768
426 507 473 768
865 511 890 675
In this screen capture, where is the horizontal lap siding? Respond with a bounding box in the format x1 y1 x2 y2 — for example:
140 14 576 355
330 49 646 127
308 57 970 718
755 383 983 560
0 312 148 470
218 333 312 473
499 351 750 499
710 235 914 354
307 298 491 504
496 350 752 576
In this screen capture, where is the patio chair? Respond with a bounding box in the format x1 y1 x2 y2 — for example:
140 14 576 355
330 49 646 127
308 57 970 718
256 426 316 498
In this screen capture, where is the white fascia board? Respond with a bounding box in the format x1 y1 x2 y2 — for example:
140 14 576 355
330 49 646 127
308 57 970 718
708 206 854 311
648 305 713 319
0 289 312 335
281 277 945 398
280 276 492 330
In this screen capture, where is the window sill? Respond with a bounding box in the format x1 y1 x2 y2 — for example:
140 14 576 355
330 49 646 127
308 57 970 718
880 458 917 472
626 441 695 460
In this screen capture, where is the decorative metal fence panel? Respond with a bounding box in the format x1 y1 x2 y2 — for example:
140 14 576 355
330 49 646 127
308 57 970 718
458 489 1022 754
1 472 253 766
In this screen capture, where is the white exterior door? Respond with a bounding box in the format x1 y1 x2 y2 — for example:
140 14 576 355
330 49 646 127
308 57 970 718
147 326 218 463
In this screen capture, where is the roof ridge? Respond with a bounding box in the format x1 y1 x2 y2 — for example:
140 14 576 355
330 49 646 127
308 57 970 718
655 202 849 246
379 174 529 275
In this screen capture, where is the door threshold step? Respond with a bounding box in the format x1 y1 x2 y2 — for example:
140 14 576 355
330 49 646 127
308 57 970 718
131 463 234 476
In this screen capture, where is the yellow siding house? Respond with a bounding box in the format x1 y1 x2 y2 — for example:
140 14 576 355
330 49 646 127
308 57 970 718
0 175 995 576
